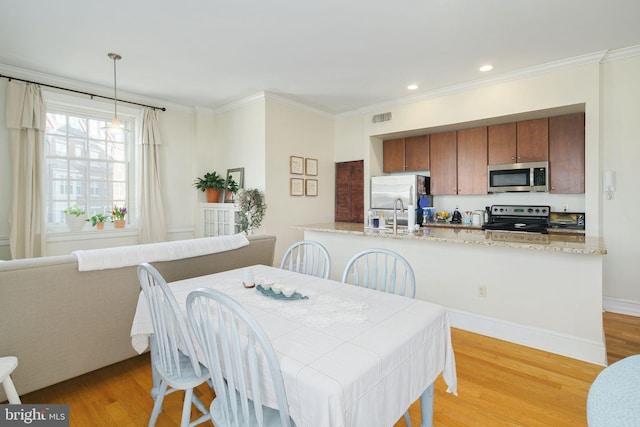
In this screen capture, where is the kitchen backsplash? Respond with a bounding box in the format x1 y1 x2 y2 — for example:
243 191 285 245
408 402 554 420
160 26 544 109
431 193 585 216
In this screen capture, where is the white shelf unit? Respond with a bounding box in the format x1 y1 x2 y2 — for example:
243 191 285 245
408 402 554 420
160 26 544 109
200 203 240 237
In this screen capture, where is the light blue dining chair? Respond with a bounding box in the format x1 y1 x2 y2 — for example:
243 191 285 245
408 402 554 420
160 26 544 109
341 248 416 425
137 263 212 427
280 240 331 279
187 288 296 427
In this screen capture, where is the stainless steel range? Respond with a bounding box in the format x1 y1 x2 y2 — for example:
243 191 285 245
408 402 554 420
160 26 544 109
482 205 550 234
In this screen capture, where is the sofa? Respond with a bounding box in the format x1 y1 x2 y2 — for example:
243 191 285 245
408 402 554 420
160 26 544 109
0 234 276 401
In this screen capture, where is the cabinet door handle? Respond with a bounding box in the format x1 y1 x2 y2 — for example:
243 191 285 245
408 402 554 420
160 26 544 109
512 156 516 161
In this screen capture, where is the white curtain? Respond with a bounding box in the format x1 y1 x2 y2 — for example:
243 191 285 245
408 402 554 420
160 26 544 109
6 81 46 259
138 108 167 243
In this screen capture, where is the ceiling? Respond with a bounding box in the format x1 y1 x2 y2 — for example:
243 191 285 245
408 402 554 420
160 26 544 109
1 0 639 115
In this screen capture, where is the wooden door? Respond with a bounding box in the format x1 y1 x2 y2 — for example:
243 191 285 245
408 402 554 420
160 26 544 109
405 135 429 171
457 126 488 195
488 123 517 164
517 118 549 162
429 131 457 195
549 113 585 194
383 139 405 172
335 160 364 223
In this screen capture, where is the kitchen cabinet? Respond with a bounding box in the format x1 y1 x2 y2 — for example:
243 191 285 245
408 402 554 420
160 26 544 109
335 160 364 223
429 131 457 195
383 135 429 172
457 126 488 194
488 119 548 164
200 203 239 237
549 113 585 194
430 128 487 195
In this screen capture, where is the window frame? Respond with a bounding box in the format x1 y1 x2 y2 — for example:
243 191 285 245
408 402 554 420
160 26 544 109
43 91 139 234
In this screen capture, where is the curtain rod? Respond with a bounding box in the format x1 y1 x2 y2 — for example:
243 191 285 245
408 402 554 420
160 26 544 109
0 73 166 112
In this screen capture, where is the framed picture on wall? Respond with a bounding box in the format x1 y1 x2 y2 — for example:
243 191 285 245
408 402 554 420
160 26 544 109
290 156 304 175
290 178 304 196
305 158 318 176
305 179 318 196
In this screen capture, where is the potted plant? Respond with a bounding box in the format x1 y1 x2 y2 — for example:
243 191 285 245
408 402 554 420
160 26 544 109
224 175 239 202
111 205 127 228
87 213 109 230
235 188 266 234
63 205 87 232
193 171 225 203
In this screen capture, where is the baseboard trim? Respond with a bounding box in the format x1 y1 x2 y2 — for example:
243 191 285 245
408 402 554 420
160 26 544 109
448 308 607 366
603 297 640 317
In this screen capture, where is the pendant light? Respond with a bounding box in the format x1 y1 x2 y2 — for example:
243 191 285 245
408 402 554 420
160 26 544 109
106 52 126 134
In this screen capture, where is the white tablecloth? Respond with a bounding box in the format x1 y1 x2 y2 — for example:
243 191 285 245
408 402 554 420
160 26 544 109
130 264 457 427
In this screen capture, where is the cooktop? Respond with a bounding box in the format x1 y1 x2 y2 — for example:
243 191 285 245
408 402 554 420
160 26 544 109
482 205 551 234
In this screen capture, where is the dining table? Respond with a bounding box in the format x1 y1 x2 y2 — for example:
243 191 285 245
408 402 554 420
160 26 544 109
130 264 457 427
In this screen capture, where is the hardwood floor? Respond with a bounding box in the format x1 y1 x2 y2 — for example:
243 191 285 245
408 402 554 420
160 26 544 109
19 312 637 426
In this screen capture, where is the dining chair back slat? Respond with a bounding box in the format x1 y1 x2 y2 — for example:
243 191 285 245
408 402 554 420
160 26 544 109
341 248 415 298
280 240 331 279
187 288 295 427
137 263 211 427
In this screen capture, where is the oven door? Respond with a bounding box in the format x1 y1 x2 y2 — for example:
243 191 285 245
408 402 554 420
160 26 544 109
488 162 548 192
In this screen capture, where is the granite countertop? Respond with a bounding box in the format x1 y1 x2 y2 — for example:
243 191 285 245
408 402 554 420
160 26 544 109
295 222 607 255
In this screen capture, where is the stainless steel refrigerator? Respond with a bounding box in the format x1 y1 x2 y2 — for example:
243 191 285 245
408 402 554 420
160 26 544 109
370 174 431 226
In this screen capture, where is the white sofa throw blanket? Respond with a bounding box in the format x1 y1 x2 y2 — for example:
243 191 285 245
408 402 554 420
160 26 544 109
73 233 249 271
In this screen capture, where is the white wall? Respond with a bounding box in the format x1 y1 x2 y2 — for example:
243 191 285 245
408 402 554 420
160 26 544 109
265 96 335 263
601 55 640 305
0 80 10 259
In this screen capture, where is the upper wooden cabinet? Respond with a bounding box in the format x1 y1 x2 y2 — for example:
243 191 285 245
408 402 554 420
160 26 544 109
517 118 549 163
383 136 429 172
488 119 548 164
549 113 585 194
457 126 488 195
429 131 457 195
488 123 516 165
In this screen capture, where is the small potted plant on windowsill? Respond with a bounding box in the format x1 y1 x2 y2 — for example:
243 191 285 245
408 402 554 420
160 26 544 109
87 213 109 230
64 205 87 232
193 171 226 203
111 205 127 228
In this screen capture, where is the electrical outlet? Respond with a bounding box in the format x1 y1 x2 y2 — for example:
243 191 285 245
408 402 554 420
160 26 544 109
478 285 487 298
563 204 569 212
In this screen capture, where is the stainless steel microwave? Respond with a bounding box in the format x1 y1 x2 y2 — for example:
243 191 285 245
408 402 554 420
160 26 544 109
488 161 549 193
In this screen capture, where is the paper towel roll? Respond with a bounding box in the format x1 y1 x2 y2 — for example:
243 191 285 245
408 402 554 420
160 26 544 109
408 205 416 230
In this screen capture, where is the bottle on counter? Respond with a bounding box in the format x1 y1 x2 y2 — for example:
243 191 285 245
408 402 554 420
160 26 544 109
484 206 491 223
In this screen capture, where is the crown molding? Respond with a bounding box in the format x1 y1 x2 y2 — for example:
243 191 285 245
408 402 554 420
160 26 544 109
264 92 335 120
0 62 192 113
211 92 267 115
601 44 640 63
212 91 335 119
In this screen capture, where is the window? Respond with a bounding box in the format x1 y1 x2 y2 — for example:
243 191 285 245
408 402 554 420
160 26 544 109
44 105 135 229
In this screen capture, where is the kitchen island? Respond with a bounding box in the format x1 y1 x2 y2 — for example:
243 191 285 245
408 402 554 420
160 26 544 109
296 222 607 365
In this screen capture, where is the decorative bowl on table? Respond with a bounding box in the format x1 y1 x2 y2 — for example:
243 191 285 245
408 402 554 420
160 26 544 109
256 284 308 300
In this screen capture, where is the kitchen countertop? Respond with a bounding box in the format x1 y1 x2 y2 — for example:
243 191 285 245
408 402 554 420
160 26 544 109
295 222 607 255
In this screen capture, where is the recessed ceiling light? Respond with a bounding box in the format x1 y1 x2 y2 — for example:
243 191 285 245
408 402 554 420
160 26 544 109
407 84 418 90
479 65 493 72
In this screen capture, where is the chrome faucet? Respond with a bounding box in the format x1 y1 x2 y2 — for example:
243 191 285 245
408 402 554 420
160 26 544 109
393 198 405 234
